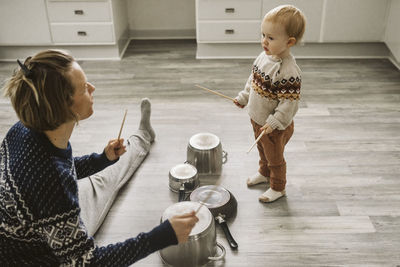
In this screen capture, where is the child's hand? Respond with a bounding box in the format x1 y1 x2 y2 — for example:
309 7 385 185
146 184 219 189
104 139 126 161
233 99 245 108
261 124 274 134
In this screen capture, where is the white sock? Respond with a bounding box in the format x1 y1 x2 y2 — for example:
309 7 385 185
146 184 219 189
247 172 269 186
139 98 155 142
259 188 285 203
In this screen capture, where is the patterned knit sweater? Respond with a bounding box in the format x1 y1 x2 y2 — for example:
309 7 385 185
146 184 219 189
0 122 177 266
236 52 301 130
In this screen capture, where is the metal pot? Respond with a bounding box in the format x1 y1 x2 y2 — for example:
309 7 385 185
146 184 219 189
190 185 238 249
186 133 228 176
159 201 225 267
169 163 199 202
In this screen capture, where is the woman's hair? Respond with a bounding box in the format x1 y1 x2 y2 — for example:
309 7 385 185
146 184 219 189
264 5 306 44
2 49 77 131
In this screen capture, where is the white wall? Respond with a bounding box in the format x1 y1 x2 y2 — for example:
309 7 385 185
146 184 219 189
127 0 195 31
385 0 400 65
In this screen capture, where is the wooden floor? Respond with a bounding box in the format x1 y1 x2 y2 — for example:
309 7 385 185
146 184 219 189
1 40 400 266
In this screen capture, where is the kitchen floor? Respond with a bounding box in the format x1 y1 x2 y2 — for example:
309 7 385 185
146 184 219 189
1 40 400 266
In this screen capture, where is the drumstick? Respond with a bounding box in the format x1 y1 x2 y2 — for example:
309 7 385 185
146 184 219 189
195 188 214 214
195 84 235 102
117 109 128 140
247 129 266 154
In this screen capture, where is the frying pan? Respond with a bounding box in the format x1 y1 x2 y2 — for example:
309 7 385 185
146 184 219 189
190 185 238 249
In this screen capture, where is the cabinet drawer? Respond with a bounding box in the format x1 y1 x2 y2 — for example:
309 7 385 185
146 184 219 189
47 0 111 22
197 21 260 42
197 0 261 20
51 24 114 44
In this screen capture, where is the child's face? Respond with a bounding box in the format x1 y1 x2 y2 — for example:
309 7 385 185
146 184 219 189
261 19 292 58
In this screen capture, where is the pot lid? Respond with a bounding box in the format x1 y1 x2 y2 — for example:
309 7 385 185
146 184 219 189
170 163 197 179
189 132 220 150
189 185 230 209
162 201 212 236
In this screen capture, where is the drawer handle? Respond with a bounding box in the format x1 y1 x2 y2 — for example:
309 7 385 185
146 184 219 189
74 10 84 15
225 29 235 34
225 8 235 13
77 31 87 36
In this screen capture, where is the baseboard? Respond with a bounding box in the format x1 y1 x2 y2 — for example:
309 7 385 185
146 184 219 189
2 40 398 70
388 52 400 70
196 42 392 60
130 29 196 40
0 45 123 61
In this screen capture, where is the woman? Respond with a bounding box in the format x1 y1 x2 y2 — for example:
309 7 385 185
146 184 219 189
0 50 198 266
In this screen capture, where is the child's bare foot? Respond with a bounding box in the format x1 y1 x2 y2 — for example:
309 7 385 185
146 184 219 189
246 172 269 186
139 98 155 142
259 188 286 203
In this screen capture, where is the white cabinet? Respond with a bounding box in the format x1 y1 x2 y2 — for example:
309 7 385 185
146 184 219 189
196 0 394 58
262 0 323 42
323 0 388 42
385 0 400 62
0 0 51 45
0 0 129 60
50 24 115 44
47 1 112 22
46 0 118 45
197 0 261 20
196 0 262 43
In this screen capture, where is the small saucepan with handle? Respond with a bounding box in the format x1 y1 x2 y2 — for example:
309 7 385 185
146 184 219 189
190 185 238 249
169 162 199 202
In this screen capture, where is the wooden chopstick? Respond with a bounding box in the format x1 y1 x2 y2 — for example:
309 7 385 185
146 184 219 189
195 84 235 102
117 109 128 140
246 129 266 154
194 178 225 214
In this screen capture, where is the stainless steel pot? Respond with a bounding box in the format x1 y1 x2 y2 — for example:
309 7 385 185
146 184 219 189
190 185 238 249
159 201 225 267
169 163 199 202
186 133 228 176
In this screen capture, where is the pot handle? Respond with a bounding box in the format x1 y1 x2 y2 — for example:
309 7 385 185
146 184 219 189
185 158 198 166
222 150 228 164
218 218 238 249
208 242 226 261
178 184 186 202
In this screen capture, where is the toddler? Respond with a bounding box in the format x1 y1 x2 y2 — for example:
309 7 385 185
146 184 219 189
234 5 306 202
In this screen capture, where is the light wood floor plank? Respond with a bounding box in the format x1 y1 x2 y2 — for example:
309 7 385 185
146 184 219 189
1 40 400 266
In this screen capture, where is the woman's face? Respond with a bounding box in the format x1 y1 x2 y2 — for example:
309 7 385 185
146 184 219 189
69 62 95 121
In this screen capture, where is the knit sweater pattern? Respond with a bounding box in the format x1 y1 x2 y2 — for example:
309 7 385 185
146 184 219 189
0 122 177 266
236 52 301 130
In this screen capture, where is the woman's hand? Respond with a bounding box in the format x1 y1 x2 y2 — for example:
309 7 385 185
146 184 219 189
104 139 126 161
233 99 245 109
169 211 199 243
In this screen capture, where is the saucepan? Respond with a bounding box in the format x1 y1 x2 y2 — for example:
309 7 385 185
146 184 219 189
190 185 238 249
169 163 199 202
187 132 228 176
159 201 225 267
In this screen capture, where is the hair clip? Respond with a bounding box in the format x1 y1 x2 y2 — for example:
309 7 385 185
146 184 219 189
17 59 34 79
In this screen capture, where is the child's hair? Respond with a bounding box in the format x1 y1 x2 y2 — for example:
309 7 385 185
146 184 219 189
264 5 306 44
2 50 77 132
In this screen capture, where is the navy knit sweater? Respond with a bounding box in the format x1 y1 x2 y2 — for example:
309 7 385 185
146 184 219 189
0 122 177 266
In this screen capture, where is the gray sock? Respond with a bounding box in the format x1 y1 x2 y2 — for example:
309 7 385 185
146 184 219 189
139 98 155 142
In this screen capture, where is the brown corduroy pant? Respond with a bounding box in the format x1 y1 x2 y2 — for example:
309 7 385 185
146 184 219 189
251 119 294 192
